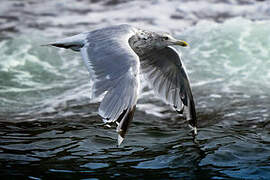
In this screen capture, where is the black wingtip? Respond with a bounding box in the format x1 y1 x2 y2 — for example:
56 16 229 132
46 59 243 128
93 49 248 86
188 95 197 127
116 106 136 146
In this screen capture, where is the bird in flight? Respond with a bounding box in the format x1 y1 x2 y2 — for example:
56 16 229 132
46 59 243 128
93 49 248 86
46 24 197 145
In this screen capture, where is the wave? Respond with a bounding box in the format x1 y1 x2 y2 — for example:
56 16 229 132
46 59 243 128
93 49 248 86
180 18 270 94
0 35 89 113
0 18 269 115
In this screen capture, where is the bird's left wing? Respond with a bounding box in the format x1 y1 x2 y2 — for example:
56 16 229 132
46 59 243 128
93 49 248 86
80 25 140 145
139 47 197 132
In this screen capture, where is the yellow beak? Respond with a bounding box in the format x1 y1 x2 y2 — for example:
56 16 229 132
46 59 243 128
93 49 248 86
174 40 189 47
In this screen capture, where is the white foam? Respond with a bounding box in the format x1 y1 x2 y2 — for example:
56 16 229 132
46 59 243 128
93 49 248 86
181 18 270 95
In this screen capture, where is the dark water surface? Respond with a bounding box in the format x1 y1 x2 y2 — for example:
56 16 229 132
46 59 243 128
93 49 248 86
0 0 270 179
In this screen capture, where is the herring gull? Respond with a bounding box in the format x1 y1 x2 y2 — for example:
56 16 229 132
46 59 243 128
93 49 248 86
46 24 197 145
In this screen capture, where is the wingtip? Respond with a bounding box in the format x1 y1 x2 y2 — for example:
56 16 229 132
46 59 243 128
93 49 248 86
115 106 136 147
188 124 197 135
118 135 124 146
40 42 58 47
193 126 197 135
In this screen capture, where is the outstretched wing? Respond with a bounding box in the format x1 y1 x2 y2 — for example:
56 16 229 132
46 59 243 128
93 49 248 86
139 47 197 130
80 25 140 145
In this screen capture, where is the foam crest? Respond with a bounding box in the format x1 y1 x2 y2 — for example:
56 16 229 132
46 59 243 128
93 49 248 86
180 18 270 94
0 36 89 113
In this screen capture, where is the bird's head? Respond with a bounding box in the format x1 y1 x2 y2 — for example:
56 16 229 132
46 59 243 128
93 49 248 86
130 30 188 54
155 33 189 48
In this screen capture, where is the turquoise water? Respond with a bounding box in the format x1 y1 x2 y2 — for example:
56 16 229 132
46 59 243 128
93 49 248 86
0 1 270 179
182 18 270 95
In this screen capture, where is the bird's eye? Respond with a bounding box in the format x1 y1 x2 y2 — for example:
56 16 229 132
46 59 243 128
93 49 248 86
163 36 169 40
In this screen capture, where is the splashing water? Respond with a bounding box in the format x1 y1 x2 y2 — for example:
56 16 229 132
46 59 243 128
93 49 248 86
181 18 270 95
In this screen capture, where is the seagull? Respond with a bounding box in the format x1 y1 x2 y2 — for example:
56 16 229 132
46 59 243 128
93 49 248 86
46 24 197 145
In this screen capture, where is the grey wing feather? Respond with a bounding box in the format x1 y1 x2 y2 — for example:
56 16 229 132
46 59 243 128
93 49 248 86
140 47 197 129
80 25 140 144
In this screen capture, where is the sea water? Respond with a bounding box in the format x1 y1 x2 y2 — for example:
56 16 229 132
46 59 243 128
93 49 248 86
0 0 270 179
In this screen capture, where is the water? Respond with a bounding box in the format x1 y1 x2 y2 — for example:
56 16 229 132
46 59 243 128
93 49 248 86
0 0 270 179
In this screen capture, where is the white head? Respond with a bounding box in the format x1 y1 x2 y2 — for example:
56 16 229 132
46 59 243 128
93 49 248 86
129 30 188 54
153 33 189 48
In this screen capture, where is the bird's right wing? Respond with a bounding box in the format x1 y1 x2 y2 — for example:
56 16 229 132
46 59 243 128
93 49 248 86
139 47 197 131
80 25 140 145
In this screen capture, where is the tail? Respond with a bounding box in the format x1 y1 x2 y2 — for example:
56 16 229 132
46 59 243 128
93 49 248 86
42 32 88 51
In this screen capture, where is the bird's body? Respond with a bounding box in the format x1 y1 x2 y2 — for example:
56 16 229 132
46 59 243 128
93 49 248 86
46 24 197 145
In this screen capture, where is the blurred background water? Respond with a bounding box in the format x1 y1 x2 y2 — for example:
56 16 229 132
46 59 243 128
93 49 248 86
0 0 270 179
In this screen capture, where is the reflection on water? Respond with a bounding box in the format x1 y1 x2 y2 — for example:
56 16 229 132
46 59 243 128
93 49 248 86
0 0 270 179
